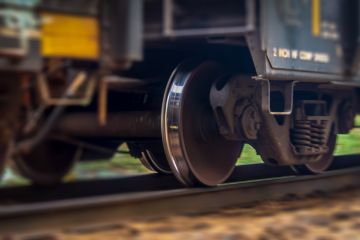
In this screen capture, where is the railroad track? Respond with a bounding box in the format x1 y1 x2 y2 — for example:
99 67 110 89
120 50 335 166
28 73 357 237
1 154 360 237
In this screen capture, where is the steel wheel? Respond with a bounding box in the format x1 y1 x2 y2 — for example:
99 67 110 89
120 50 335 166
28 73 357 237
291 134 337 174
139 149 172 174
161 59 244 186
12 139 78 185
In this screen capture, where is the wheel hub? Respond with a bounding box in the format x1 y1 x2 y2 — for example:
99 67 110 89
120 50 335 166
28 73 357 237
240 105 260 140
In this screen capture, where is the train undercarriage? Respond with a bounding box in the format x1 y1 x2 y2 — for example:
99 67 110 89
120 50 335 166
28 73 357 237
0 0 359 187
0 55 357 187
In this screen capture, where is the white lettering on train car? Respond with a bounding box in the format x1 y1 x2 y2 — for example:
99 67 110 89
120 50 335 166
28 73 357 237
272 48 330 63
314 53 330 63
299 51 313 61
278 48 290 58
291 50 298 59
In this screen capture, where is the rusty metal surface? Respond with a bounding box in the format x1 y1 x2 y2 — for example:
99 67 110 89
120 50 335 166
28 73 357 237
54 111 162 138
0 154 360 235
254 81 341 166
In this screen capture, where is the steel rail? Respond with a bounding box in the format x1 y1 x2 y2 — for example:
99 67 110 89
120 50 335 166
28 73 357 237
1 154 360 236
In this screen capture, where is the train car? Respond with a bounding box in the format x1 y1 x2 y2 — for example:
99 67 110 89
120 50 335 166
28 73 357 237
0 0 359 186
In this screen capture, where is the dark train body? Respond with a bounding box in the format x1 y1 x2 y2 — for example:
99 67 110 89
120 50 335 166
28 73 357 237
0 0 359 186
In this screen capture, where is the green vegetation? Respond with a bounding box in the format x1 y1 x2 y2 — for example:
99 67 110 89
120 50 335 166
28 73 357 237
2 116 360 186
333 116 360 156
236 144 262 165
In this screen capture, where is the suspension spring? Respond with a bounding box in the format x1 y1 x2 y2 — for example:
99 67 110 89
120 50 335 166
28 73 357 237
291 120 328 154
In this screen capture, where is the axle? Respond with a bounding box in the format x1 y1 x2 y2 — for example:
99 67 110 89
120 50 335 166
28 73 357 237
54 111 161 138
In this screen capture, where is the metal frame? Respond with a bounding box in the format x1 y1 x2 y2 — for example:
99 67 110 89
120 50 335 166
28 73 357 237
162 0 255 37
254 76 297 115
37 72 96 106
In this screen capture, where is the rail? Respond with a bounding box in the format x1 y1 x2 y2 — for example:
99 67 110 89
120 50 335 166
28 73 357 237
1 154 360 236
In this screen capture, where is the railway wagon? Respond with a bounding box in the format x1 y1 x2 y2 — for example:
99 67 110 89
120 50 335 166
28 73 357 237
0 0 359 187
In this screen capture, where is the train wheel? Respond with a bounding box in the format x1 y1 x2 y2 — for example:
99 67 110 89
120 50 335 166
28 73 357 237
11 140 78 185
139 149 172 174
161 59 244 186
291 134 337 174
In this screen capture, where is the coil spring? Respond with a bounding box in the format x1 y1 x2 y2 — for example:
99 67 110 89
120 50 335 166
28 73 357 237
291 120 327 148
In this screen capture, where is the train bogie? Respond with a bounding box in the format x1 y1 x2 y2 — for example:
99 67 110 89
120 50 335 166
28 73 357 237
0 0 359 186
